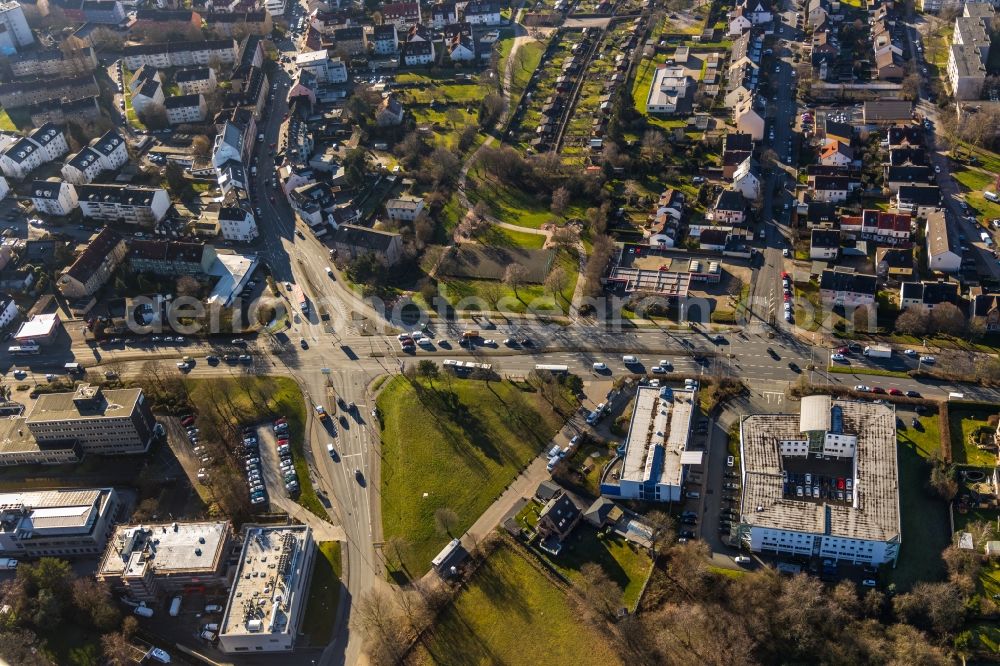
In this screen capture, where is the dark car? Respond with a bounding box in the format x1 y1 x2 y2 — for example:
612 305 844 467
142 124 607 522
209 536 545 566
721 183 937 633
355 468 365 486
788 362 800 373
679 530 696 539
905 390 921 398
206 355 219 365
767 347 780 359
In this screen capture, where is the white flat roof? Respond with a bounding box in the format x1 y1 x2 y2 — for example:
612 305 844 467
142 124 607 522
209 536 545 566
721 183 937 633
296 50 328 64
621 386 694 488
15 313 59 340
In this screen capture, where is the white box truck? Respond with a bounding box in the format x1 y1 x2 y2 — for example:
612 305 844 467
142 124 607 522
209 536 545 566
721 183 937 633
168 595 182 617
863 345 892 358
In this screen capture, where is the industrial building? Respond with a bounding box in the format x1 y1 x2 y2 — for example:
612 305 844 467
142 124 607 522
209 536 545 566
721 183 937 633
736 396 901 565
97 521 234 602
0 487 122 558
600 385 697 502
218 525 315 653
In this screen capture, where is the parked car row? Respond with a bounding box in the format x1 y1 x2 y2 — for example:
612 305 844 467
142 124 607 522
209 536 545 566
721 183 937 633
782 471 852 503
271 418 300 495
242 428 266 506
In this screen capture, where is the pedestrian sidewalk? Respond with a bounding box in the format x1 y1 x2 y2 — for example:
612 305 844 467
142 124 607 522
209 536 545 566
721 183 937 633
272 496 345 542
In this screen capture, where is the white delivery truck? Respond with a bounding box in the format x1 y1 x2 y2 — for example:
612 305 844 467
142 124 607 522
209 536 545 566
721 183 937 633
168 595 182 617
863 345 892 358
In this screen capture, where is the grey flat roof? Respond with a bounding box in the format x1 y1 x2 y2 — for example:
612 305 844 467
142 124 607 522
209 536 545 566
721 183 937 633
739 398 900 542
621 386 694 488
99 521 230 577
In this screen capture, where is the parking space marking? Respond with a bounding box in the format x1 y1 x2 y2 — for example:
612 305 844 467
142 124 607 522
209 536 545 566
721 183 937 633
763 391 784 403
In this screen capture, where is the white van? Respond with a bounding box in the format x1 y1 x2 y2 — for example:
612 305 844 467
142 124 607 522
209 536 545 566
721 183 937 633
592 362 607 371
622 355 638 365
546 456 560 472
169 596 182 617
985 191 999 203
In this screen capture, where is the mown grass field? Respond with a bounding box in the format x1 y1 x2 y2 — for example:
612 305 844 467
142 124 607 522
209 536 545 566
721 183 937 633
409 543 621 665
949 406 1000 467
544 525 651 608
302 541 343 646
952 166 1000 222
889 412 950 590
378 377 575 577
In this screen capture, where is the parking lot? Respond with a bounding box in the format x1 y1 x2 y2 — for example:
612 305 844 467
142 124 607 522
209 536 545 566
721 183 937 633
255 419 301 506
782 455 854 504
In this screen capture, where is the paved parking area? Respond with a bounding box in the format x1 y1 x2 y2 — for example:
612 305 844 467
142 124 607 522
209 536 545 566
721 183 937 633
255 424 290 506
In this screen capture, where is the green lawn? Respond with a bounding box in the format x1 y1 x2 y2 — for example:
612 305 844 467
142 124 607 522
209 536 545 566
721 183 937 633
949 406 999 467
543 525 652 609
464 169 588 229
411 543 622 665
952 166 1000 222
431 248 579 315
378 377 574 578
968 621 1000 654
0 107 15 131
302 541 343 646
889 413 950 590
630 59 691 132
828 365 910 379
185 376 326 520
480 224 547 250
509 40 544 101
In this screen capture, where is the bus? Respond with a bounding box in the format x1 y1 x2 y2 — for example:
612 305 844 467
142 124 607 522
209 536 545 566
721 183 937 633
7 344 39 356
534 364 569 374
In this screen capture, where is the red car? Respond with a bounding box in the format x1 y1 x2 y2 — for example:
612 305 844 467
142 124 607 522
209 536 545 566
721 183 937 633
888 388 903 396
274 417 287 426
783 294 791 302
836 477 845 490
781 271 790 279
181 416 196 427
870 387 886 394
837 347 849 354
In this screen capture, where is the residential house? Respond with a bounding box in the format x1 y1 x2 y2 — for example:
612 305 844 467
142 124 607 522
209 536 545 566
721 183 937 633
175 67 217 95
0 294 17 330
824 119 853 145
885 165 933 193
165 94 207 125
463 1 501 25
132 79 164 115
897 185 941 214
332 224 404 265
972 293 1000 331
722 149 752 179
535 480 562 502
728 6 753 34
449 33 477 61
0 124 69 181
862 100 912 125
372 24 398 55
807 0 829 27
888 146 927 166
0 177 7 203
874 49 906 80
376 94 404 126
129 240 216 276
819 269 877 307
122 39 237 70
899 280 961 311
738 0 773 24
385 195 425 221
202 11 272 37
28 96 101 128
381 2 420 28
804 201 838 228
218 205 258 242
76 185 170 225
811 175 852 203
646 64 693 114
430 1 459 28
820 141 853 167
724 132 754 153
30 179 78 216
732 157 760 200
332 26 367 56
57 227 127 298
857 209 912 245
405 23 432 43
713 190 748 225
131 9 201 33
700 228 730 251
888 125 923 149
724 60 759 109
924 208 960 273
128 64 160 94
61 129 127 185
876 247 914 280
402 40 435 66
82 0 125 23
734 95 765 140
535 493 582 556
288 182 335 227
582 497 626 529
810 228 840 260
0 1 33 47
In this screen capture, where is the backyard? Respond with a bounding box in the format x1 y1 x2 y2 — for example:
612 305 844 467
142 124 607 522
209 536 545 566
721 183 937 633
378 376 576 578
952 165 1000 223
949 406 999 467
889 412 950 590
409 542 622 665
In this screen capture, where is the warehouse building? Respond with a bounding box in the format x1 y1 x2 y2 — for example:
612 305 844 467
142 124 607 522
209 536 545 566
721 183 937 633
736 396 901 565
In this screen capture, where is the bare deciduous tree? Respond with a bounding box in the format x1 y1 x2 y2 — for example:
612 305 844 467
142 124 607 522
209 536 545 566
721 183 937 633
503 264 528 300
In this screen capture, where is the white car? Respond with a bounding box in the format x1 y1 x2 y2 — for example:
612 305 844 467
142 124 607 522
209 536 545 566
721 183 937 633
734 556 751 564
919 355 936 364
855 384 870 392
592 362 607 371
782 248 790 257
903 349 917 356
483 339 496 346
726 455 734 467
830 353 846 362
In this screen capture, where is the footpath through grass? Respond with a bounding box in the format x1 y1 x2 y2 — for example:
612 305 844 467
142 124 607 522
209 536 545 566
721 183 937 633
302 541 342 646
185 376 326 520
889 413 950 590
378 376 574 578
410 542 621 665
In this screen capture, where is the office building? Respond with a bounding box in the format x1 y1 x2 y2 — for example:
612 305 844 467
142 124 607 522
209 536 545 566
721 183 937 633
218 525 315 653
0 487 122 558
97 521 234 601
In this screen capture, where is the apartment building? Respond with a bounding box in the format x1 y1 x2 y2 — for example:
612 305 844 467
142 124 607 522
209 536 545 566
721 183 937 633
0 488 122 558
57 227 128 299
385 195 425 221
0 1 33 48
24 384 158 456
372 23 399 54
76 185 171 225
97 521 234 602
382 2 420 28
132 79 164 116
123 39 237 70
165 94 208 125
0 123 69 180
129 240 216 276
737 396 901 566
9 47 98 77
175 66 217 94
61 130 128 185
947 3 994 100
0 74 100 110
925 208 961 273
30 179 78 216
819 268 876 307
218 206 258 242
463 1 502 24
